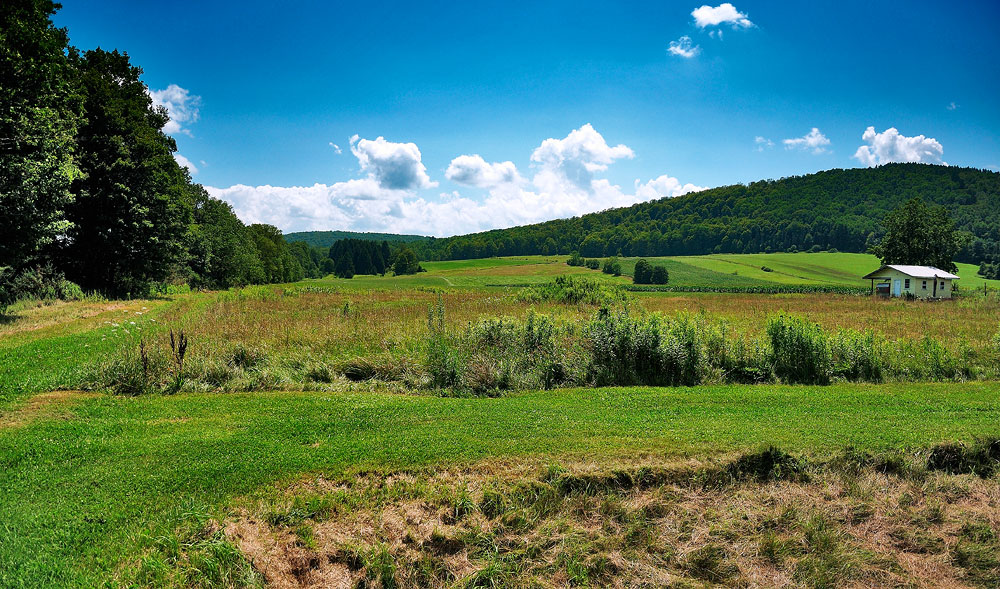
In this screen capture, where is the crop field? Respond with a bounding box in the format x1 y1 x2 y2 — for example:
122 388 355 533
2 253 999 587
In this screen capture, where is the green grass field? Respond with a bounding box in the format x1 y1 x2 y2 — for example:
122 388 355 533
1 252 999 587
303 252 1000 291
2 383 999 585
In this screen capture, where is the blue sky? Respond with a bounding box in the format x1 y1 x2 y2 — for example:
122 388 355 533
56 1 1000 235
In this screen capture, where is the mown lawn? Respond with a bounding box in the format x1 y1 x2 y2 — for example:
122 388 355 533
1 383 999 586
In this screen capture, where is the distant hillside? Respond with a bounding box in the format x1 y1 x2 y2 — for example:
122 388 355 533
283 230 428 249
409 164 1000 265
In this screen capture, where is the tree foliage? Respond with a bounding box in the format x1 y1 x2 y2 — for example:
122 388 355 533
329 239 391 278
0 0 80 270
62 48 192 295
0 1 313 300
869 198 969 273
408 165 1000 267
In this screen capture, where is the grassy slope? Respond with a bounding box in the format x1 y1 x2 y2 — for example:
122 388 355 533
2 383 1000 585
303 253 1000 290
2 255 1000 585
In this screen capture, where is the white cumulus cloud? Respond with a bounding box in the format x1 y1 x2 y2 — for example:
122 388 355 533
692 3 753 29
634 175 705 200
783 128 831 154
149 84 201 136
349 134 437 190
445 155 522 187
207 124 703 236
530 123 634 190
853 126 945 167
668 36 701 58
173 153 198 175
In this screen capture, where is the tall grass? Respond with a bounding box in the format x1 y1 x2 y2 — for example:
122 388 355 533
767 314 832 385
83 292 998 395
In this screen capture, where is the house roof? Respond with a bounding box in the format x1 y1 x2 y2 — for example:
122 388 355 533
862 264 960 280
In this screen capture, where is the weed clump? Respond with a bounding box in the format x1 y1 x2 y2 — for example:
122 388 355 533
926 438 1000 477
723 447 807 483
767 314 831 385
516 276 627 307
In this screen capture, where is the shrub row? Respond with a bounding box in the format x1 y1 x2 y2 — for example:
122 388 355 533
91 306 999 396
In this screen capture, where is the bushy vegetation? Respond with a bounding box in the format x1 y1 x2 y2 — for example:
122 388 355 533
516 276 628 306
81 297 999 398
0 264 85 313
632 258 669 284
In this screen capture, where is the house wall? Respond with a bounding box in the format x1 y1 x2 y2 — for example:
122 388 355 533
868 269 953 299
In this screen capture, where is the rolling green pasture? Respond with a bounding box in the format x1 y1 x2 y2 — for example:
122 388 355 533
302 252 1000 291
1 253 999 586
2 383 1000 586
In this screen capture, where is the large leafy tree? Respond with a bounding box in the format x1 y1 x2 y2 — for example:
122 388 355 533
63 48 192 295
869 198 969 273
0 0 80 270
186 187 265 288
247 224 304 283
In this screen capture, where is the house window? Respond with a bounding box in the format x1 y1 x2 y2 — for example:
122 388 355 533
904 279 910 289
940 281 945 289
921 280 927 289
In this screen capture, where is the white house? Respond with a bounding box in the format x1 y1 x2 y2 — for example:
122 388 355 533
862 264 959 299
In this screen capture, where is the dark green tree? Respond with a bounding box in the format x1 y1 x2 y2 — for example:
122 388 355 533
186 187 265 288
0 0 80 270
248 224 303 283
63 49 192 295
334 255 355 279
869 198 969 273
650 265 669 284
633 259 653 284
392 247 422 275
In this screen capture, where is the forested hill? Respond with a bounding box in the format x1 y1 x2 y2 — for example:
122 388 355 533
409 164 1000 265
284 230 427 248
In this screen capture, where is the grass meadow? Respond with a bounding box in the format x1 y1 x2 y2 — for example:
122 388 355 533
1 253 999 587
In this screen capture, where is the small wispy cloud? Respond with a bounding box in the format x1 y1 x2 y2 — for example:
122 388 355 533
754 136 774 151
783 127 831 154
947 102 958 111
668 36 701 58
329 142 342 154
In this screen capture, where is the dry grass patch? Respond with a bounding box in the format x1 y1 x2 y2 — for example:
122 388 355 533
168 452 1000 588
0 390 98 429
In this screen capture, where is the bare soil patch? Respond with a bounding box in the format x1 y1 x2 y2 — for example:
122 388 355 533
217 454 999 588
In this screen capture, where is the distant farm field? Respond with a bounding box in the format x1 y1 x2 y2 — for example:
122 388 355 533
2 252 1000 587
310 252 1000 291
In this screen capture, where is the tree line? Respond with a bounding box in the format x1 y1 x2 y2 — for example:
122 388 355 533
327 239 423 278
0 0 317 304
407 164 1000 267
